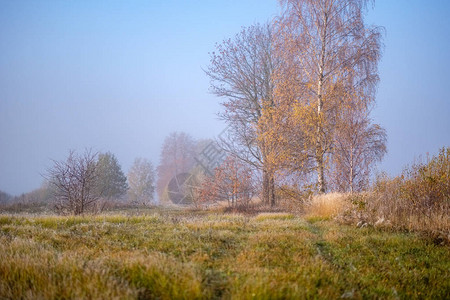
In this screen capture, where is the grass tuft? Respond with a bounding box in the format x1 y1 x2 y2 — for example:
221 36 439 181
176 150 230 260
304 192 349 220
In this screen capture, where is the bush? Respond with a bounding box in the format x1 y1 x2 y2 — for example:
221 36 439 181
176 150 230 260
343 147 449 243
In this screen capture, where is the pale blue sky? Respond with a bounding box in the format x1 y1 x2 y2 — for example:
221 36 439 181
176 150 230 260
1 0 449 195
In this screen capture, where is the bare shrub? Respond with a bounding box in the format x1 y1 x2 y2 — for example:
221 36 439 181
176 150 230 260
46 149 100 215
199 156 255 209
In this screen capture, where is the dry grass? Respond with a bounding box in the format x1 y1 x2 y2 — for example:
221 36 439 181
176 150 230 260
304 192 350 220
334 148 450 243
254 212 294 221
1 210 448 299
345 188 450 243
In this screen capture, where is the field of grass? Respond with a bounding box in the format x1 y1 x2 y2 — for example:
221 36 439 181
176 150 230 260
0 208 449 299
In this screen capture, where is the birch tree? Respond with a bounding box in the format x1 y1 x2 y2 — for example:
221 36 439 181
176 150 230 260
332 101 387 192
276 0 383 193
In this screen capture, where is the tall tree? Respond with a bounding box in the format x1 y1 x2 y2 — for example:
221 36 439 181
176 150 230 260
128 158 156 205
95 152 128 200
276 0 383 193
206 23 279 206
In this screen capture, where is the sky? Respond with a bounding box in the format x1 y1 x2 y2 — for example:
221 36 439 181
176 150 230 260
1 0 449 196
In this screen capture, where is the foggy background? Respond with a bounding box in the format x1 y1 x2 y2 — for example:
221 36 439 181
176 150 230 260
1 0 449 196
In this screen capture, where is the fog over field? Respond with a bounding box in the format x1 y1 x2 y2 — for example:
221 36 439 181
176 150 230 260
1 0 449 196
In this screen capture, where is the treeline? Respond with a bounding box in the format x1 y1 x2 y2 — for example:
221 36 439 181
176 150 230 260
0 185 51 212
0 151 156 215
1 132 217 214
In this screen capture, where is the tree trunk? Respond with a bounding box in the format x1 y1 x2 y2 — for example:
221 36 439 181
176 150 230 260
316 11 328 194
316 74 326 194
270 174 276 207
262 169 270 205
262 168 276 206
316 154 326 194
349 150 354 193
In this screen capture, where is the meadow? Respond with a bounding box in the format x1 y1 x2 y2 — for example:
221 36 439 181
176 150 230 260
1 208 449 299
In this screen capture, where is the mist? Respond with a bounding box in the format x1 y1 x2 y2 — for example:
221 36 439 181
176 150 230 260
1 0 449 196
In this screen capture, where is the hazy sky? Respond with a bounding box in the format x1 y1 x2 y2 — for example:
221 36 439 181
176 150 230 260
1 0 449 196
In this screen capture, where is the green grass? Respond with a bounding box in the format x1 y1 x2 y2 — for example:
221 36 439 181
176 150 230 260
0 210 449 299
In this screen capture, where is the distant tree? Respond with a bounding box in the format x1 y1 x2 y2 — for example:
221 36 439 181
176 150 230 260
2 183 53 213
128 158 156 205
156 132 196 202
200 156 255 208
46 149 99 215
14 182 53 204
95 152 128 200
0 190 12 205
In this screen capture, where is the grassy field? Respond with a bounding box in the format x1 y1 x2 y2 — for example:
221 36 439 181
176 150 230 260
0 209 449 299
